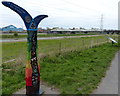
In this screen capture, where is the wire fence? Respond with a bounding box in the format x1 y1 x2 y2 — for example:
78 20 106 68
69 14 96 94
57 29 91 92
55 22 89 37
2 35 119 65
38 35 118 60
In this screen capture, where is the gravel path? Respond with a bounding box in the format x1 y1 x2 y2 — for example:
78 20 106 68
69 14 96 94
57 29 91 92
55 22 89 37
13 80 60 95
1 35 102 42
92 50 119 94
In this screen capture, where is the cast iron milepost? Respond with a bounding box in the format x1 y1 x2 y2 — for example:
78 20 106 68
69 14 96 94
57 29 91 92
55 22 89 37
2 1 48 95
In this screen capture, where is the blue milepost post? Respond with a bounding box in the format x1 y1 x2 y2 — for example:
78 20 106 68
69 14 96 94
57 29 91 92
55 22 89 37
2 1 48 95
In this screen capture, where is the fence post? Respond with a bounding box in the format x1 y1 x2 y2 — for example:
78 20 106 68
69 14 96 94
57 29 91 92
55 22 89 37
82 38 85 50
91 39 93 48
59 42 61 55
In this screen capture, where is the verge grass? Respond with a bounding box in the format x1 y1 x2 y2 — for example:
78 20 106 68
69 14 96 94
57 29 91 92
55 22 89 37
40 43 118 94
2 36 108 62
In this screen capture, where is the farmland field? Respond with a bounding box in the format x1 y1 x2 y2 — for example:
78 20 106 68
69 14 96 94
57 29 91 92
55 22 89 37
2 35 119 94
2 36 110 62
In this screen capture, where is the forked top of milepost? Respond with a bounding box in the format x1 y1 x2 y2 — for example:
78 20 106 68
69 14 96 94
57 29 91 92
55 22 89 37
2 1 48 30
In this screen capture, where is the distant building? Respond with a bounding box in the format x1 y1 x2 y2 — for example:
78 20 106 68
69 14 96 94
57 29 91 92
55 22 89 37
2 25 24 32
38 28 47 33
50 27 101 34
50 28 71 34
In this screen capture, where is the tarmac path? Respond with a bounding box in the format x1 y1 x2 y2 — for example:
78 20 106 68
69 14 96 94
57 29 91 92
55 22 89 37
92 50 119 94
13 80 60 95
1 35 102 42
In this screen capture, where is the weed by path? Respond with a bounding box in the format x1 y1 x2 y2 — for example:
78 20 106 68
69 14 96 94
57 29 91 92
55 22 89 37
40 43 118 94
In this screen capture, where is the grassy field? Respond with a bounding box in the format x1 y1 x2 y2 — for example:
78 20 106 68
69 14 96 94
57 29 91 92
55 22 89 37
1 33 99 38
2 36 109 62
2 35 119 95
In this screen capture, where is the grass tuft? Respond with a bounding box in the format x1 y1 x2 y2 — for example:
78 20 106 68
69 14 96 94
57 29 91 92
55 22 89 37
40 43 118 94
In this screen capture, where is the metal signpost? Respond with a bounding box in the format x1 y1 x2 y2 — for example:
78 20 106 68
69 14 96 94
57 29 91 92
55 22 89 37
106 36 118 44
2 1 48 95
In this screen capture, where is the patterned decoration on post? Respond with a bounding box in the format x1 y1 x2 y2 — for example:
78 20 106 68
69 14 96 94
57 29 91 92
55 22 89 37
2 1 48 95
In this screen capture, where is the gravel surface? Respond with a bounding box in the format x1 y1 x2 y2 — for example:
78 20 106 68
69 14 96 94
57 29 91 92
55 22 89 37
92 50 119 94
1 35 102 42
13 80 60 95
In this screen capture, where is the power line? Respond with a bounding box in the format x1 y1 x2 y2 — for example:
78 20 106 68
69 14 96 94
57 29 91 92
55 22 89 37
61 0 100 13
19 0 100 17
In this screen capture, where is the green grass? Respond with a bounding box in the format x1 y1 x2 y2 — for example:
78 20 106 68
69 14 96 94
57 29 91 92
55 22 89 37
1 34 27 38
2 65 25 94
2 36 108 62
40 43 118 94
2 35 119 95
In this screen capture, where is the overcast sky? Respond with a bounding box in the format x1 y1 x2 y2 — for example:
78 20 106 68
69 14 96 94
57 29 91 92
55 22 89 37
0 0 119 30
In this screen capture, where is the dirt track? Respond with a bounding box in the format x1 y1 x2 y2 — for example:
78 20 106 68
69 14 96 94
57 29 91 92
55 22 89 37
92 51 119 94
13 80 60 95
2 35 102 42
